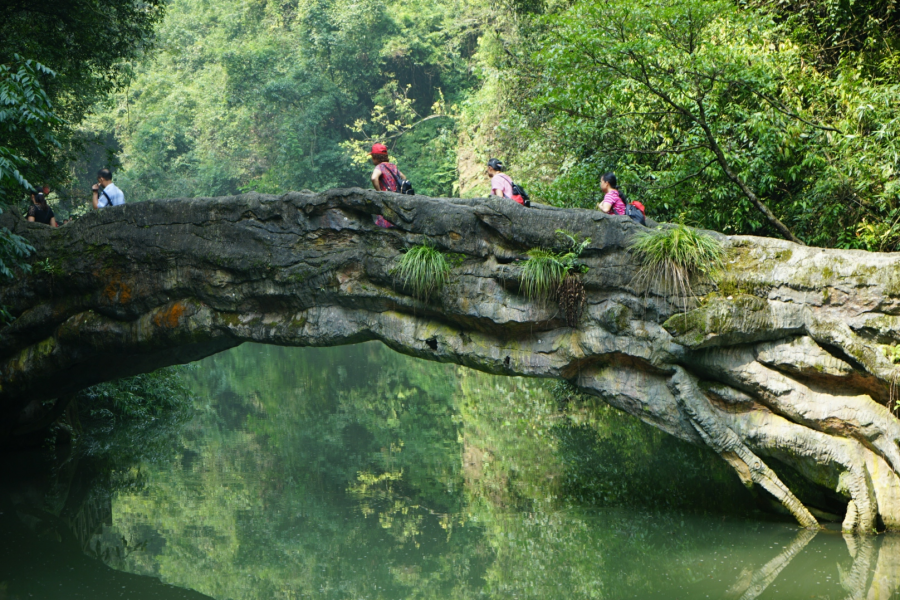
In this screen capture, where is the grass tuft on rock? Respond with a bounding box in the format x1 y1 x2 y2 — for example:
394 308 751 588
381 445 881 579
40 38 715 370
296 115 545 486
630 224 724 303
519 230 591 326
395 243 452 302
520 248 569 302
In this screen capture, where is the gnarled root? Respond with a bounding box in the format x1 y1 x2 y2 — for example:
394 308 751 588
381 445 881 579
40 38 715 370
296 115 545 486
717 395 879 532
667 367 820 529
692 339 900 477
666 365 900 532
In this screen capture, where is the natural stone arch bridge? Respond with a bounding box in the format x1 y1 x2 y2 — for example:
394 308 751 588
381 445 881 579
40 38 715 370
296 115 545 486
4 188 900 533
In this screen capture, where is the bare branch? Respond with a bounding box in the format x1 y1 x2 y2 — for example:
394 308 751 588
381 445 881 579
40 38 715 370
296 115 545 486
694 98 804 244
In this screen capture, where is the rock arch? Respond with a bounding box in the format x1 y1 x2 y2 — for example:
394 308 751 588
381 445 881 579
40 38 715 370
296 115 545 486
4 188 900 532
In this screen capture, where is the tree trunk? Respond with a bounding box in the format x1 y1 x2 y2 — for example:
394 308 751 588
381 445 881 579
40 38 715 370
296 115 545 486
3 188 900 531
695 102 804 245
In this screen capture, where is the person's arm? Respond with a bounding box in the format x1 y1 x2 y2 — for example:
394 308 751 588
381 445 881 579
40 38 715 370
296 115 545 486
50 217 58 227
371 167 383 191
597 201 613 214
92 185 100 209
27 216 35 222
398 170 407 181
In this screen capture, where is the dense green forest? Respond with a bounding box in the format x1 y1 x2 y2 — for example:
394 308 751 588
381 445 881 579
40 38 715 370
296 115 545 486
76 0 478 201
3 0 900 258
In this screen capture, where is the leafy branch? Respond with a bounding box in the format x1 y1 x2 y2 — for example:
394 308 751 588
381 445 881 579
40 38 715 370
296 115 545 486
341 80 457 167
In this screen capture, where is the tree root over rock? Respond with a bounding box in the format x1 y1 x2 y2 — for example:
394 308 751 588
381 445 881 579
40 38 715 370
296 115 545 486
668 366 820 529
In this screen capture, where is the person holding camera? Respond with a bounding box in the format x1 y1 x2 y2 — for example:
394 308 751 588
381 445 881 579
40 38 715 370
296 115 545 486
92 168 125 209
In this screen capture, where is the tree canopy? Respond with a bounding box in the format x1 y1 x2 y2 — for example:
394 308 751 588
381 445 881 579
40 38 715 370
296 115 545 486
9 0 900 249
0 0 166 288
74 0 480 205
510 0 900 249
0 0 166 189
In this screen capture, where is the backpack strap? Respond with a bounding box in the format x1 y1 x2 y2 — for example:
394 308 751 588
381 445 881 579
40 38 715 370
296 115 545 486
100 189 113 207
380 164 402 192
498 173 514 198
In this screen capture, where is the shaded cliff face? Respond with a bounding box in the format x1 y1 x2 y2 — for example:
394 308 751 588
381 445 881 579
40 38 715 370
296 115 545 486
3 188 900 532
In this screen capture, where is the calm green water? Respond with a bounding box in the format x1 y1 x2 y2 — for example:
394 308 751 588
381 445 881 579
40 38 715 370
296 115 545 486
2 342 900 599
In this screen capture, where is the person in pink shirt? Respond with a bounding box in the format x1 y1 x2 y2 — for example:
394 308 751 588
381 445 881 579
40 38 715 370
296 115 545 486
487 158 514 199
597 172 626 215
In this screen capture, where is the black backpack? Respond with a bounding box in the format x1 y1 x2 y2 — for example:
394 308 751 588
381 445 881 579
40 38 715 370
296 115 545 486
625 202 646 226
385 165 415 196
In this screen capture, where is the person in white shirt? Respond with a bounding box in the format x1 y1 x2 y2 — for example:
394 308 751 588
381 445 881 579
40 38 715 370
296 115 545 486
92 168 125 209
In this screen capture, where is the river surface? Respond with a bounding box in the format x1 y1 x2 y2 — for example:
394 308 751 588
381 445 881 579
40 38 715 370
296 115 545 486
2 342 900 599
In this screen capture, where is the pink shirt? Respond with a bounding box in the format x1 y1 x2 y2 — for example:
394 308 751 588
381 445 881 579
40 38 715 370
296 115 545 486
602 189 626 215
491 173 514 199
376 163 402 192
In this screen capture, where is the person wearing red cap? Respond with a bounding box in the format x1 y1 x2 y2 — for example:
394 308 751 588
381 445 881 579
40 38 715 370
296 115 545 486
369 143 407 193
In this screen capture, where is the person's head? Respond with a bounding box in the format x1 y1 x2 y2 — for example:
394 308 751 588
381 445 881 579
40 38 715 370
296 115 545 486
370 143 389 165
600 172 618 194
97 168 113 187
42 184 50 195
486 158 504 176
31 190 48 210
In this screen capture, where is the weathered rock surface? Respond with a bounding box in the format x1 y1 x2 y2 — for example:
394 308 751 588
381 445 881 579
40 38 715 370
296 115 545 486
4 188 900 531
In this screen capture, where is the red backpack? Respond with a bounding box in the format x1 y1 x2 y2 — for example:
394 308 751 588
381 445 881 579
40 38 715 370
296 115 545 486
499 174 530 206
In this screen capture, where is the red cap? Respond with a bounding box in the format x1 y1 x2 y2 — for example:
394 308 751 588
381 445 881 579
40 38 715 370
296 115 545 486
370 143 388 155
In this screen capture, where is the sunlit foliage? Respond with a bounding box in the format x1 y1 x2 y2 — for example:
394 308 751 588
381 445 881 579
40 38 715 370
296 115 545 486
87 0 483 203
502 0 900 249
0 0 165 207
